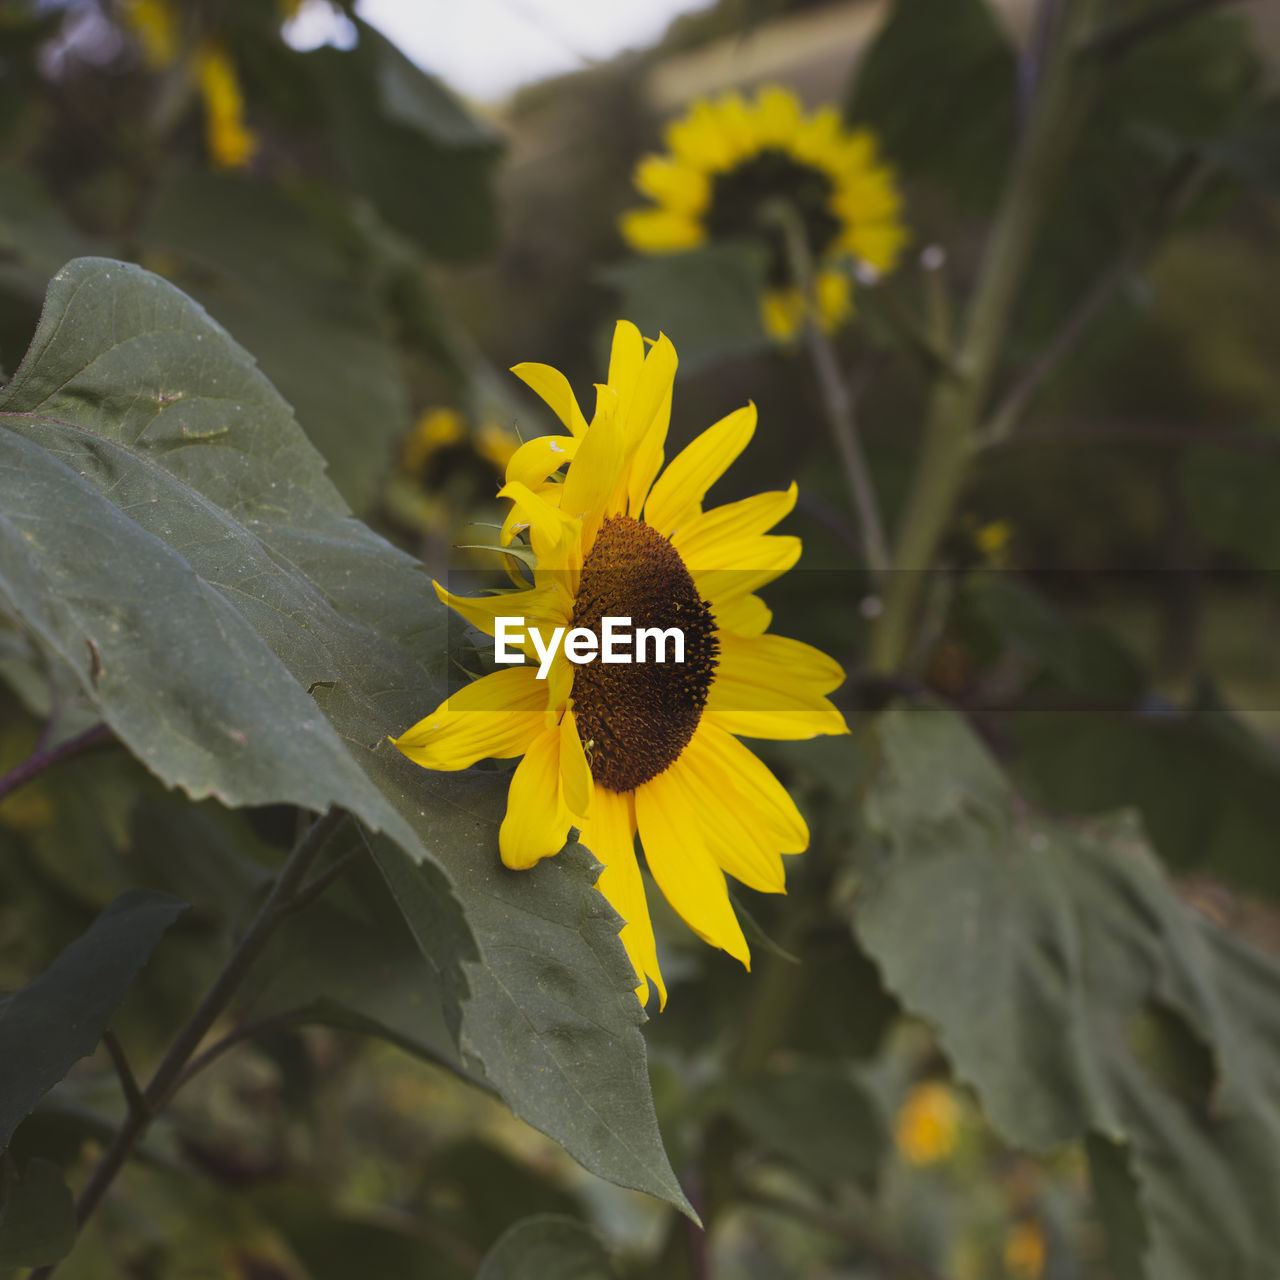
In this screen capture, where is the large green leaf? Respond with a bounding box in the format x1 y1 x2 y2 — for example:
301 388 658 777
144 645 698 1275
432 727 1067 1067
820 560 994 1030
371 820 693 1216
716 1061 885 1193
845 0 1016 212
0 259 686 1211
0 260 418 842
476 1215 616 1280
599 243 770 371
311 21 501 262
0 1156 74 1268
853 708 1280 1280
140 169 412 513
0 889 186 1147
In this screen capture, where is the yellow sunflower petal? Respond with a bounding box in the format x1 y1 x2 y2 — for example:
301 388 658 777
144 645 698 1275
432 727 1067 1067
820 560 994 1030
705 705 849 740
841 221 910 274
559 709 592 821
497 481 581 568
634 154 710 216
579 787 665 1009
672 726 790 892
644 403 757 537
391 667 546 770
752 85 803 148
815 268 854 332
716 630 848 694
693 536 802 602
619 208 706 254
712 592 773 636
433 579 558 643
672 483 797 561
561 386 624 547
761 287 805 342
687 722 810 852
665 99 737 172
607 321 644 404
506 434 578 490
499 724 572 869
510 362 590 438
616 333 678 513
634 771 750 967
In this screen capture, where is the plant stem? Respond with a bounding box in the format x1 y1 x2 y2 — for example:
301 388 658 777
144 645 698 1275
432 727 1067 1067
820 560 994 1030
0 724 112 804
979 155 1208 447
768 202 891 580
867 0 1102 674
30 807 347 1278
101 1031 148 1122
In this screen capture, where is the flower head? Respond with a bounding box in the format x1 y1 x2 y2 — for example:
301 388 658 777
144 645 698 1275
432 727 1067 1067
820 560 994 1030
894 1081 962 1166
620 85 907 340
194 43 258 171
392 322 849 1006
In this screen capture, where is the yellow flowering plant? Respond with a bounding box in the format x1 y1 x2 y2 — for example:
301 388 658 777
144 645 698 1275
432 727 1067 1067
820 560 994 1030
620 84 907 339
0 3 1278 1278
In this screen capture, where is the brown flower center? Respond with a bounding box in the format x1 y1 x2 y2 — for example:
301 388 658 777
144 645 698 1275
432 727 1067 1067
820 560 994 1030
569 516 718 792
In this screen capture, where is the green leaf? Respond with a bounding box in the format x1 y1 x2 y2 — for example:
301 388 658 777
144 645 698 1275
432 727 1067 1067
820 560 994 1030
476 1215 616 1280
139 169 412 513
845 0 1016 211
0 889 186 1147
1085 1133 1149 1280
0 1157 74 1268
1007 685 1280 899
1021 8 1262 343
312 21 501 262
0 259 685 1213
1178 432 1280 568
246 854 466 1074
372 825 695 1217
0 257 424 852
853 708 1280 1280
599 243 770 371
718 1062 885 1192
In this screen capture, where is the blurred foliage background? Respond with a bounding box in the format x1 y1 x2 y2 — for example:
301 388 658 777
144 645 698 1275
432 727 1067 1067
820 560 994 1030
3 0 1280 1277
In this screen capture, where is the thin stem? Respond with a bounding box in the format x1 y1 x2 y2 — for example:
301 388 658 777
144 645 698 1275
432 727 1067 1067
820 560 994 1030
868 0 1102 674
741 1187 952 1280
274 843 368 920
0 724 112 804
980 254 1132 446
31 807 347 1278
101 1031 148 1122
1080 0 1245 61
979 155 1208 446
768 201 890 579
172 1009 310 1093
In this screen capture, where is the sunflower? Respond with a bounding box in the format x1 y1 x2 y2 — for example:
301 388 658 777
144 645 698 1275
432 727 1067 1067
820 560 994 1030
392 322 848 1007
620 85 907 341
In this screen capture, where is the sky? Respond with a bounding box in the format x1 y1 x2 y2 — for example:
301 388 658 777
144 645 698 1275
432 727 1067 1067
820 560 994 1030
284 0 718 102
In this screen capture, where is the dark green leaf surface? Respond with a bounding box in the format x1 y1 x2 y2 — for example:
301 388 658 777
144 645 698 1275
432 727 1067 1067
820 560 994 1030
845 0 1016 211
854 708 1280 1280
600 243 770 371
0 259 685 1211
141 169 412 513
372 818 694 1216
0 889 185 1146
0 257 429 848
0 1157 74 1268
313 21 501 262
476 1215 616 1280
719 1062 885 1192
